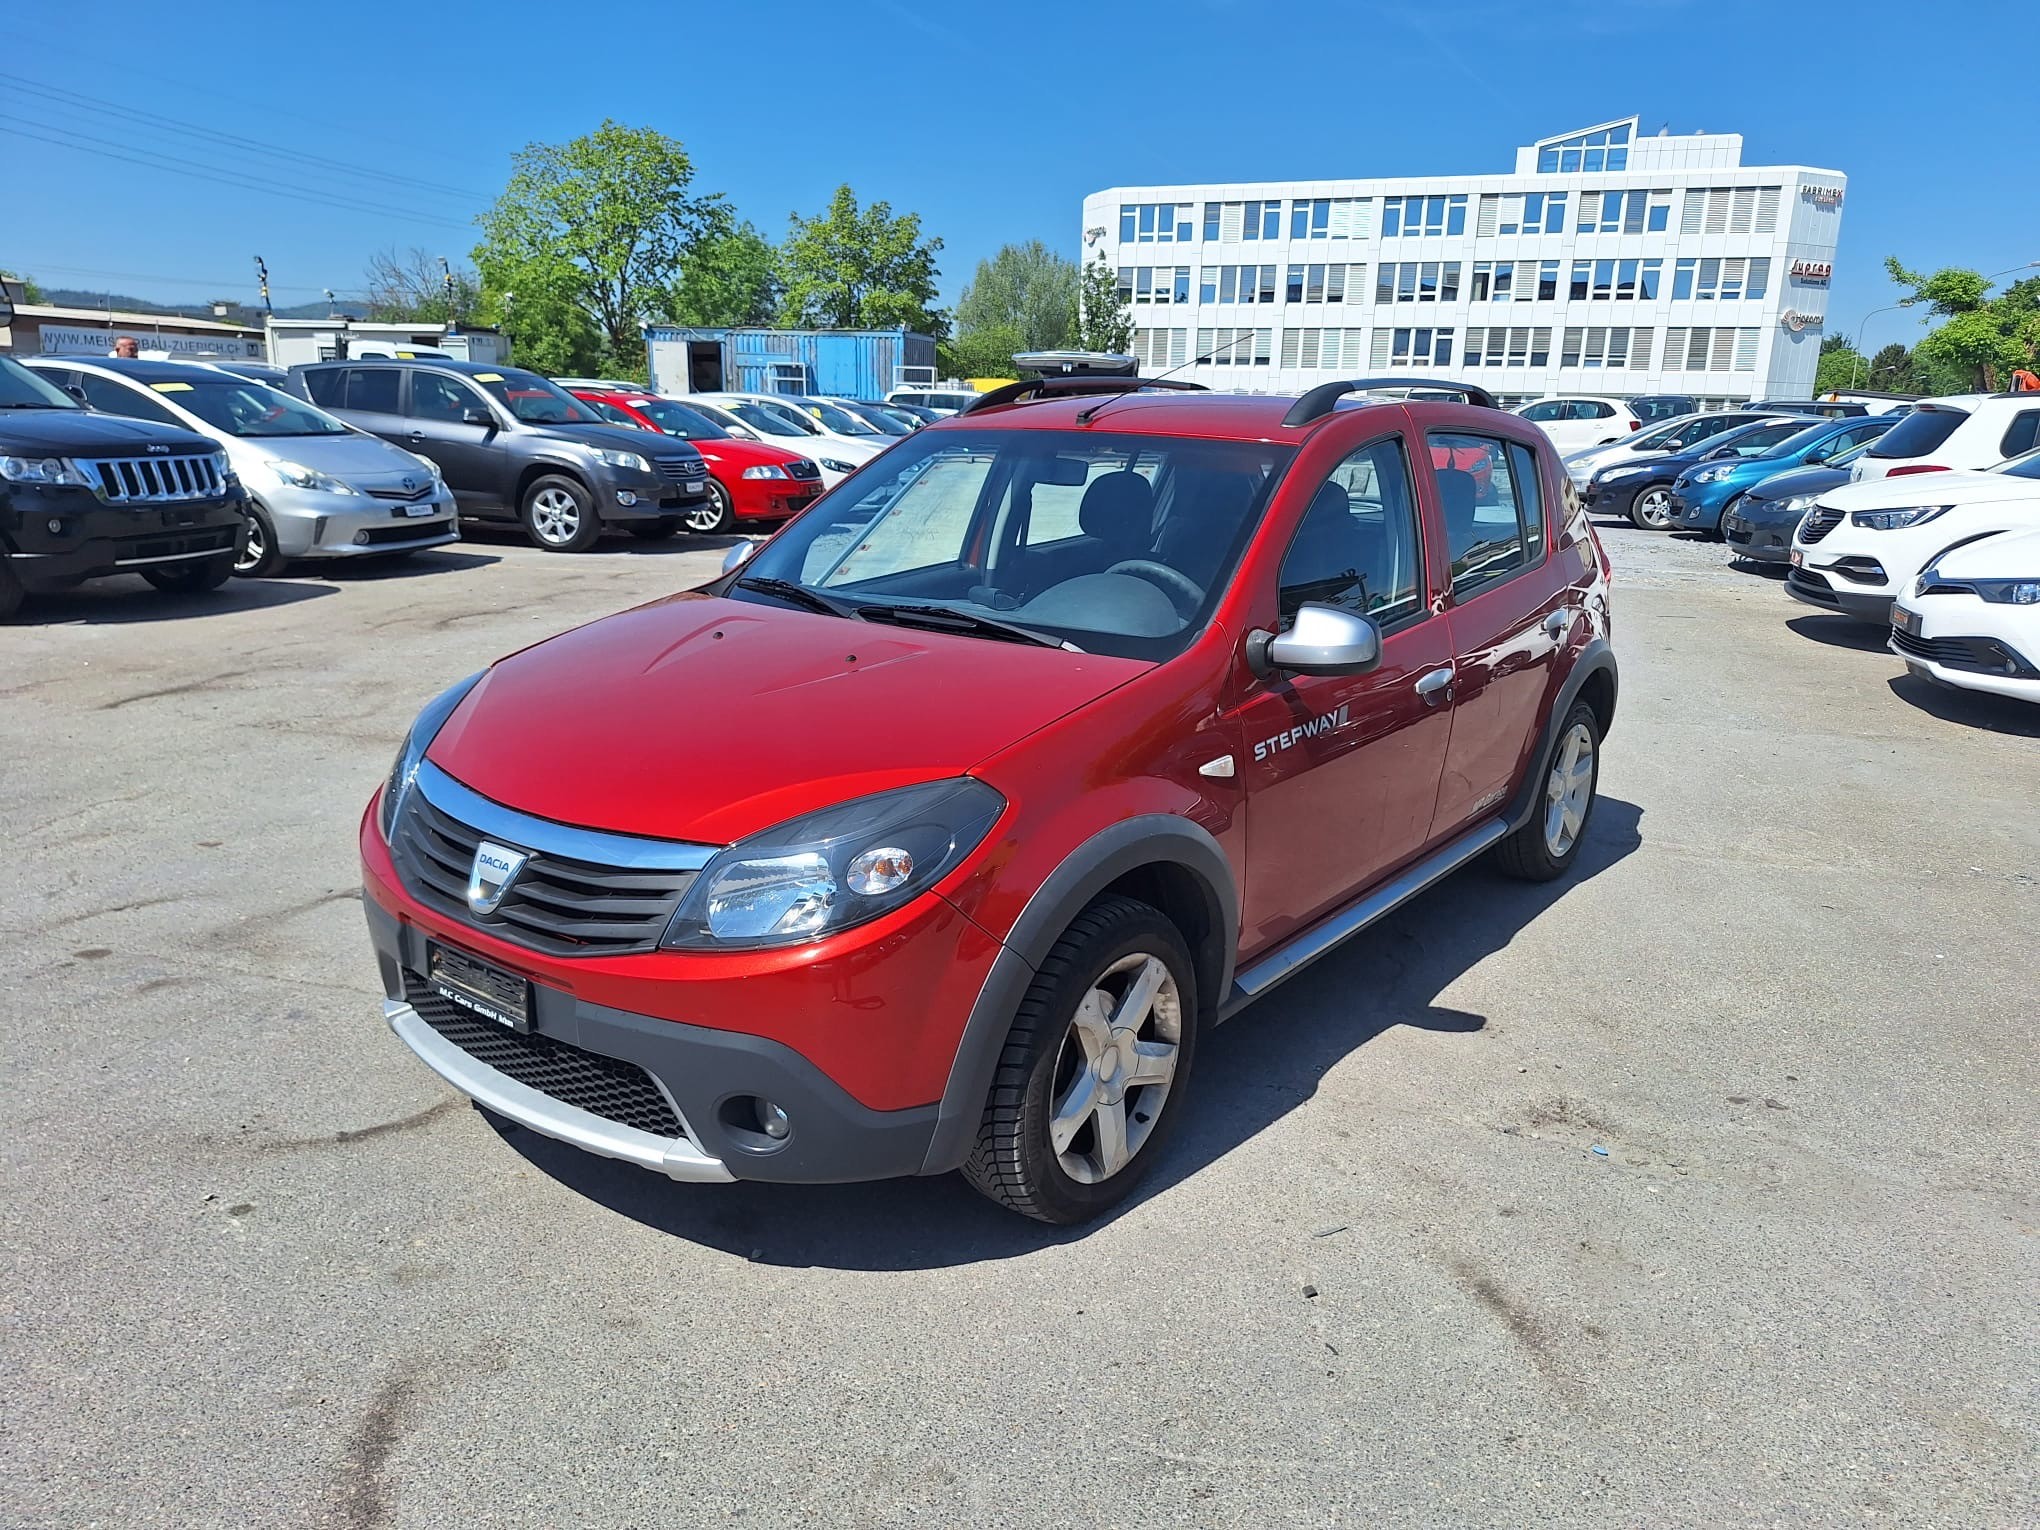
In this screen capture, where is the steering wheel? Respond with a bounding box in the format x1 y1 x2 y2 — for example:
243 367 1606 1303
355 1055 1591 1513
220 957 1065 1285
1105 559 1204 611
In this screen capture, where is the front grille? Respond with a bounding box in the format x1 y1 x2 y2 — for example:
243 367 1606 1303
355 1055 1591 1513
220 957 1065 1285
784 459 822 481
1891 627 2036 677
356 521 446 546
654 458 709 482
82 454 226 503
1800 506 1845 544
392 787 699 957
367 485 434 503
404 980 683 1136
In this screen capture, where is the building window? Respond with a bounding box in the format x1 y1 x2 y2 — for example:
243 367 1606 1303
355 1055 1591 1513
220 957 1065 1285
1577 188 1671 234
1369 326 1454 368
1534 121 1633 174
1462 327 1553 368
1670 256 1770 302
1565 258 1663 302
1290 199 1329 239
1120 202 1194 243
1241 200 1284 240
1678 186 1782 237
1534 260 1559 302
1381 195 1467 237
1471 261 1514 301
1132 328 1188 369
1195 327 1272 366
1559 326 1654 368
1662 327 1760 372
1117 266 1192 304
1497 191 1568 236
1375 262 1462 303
1284 263 1363 303
1198 264 1280 304
1279 328 1368 369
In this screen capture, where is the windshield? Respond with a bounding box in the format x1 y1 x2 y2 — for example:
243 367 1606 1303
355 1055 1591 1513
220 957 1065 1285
0 357 81 410
474 370 601 424
1765 421 1850 461
839 402 914 436
733 427 1297 661
2000 450 2040 480
163 379 351 437
1712 421 1805 457
1868 406 1967 460
724 399 822 437
798 399 883 436
1627 416 1702 449
630 399 728 440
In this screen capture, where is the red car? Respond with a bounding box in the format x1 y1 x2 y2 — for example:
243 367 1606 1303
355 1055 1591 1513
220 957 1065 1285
567 388 824 533
362 375 1617 1224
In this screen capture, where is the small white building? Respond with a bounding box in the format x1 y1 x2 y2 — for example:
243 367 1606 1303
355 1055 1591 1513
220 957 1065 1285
0 301 264 359
263 319 508 368
1081 116 1846 405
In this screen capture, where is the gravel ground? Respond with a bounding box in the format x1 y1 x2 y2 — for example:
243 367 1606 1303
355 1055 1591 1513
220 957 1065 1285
2 520 2034 1529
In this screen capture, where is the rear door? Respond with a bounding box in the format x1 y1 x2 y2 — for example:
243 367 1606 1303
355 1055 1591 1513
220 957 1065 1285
1233 431 1457 950
403 370 508 512
327 367 408 452
1428 430 1570 837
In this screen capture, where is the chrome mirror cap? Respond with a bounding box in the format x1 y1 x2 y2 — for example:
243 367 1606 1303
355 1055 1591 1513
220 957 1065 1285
1251 603 1383 678
720 538 758 575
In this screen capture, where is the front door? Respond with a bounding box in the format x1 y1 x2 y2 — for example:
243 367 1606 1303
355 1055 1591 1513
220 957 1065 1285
1427 431 1568 837
1233 434 1456 954
402 371 507 513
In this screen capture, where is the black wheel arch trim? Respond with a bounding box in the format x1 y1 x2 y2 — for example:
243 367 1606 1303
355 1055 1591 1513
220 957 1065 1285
919 813 1239 1175
1503 638 1618 835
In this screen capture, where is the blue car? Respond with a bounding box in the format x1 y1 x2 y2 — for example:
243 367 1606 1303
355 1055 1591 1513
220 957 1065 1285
1670 415 1896 537
1584 416 1807 528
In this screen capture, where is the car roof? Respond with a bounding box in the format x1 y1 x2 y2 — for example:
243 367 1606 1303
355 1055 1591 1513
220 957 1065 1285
28 356 246 384
930 388 1522 444
292 357 527 375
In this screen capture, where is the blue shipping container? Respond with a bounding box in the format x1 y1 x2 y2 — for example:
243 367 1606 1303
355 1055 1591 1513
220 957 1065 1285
645 327 939 400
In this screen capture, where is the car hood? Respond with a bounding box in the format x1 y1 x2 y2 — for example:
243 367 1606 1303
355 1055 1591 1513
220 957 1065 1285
1 407 215 455
690 437 812 472
230 429 433 486
1929 525 2040 578
1745 463 1850 503
1816 468 2040 510
541 421 706 458
427 593 1149 845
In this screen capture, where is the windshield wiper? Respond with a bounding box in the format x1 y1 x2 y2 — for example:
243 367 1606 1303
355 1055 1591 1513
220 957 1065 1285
735 576 863 620
853 602 1077 651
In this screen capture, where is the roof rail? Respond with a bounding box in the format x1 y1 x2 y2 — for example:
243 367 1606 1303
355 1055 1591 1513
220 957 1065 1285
960 375 1208 414
1281 376 1501 427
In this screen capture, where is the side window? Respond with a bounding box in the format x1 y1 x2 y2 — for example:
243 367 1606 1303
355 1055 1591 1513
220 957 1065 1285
345 368 400 414
1585 401 1615 419
1507 442 1545 552
410 371 484 423
78 375 182 427
1431 432 1533 596
302 369 345 407
1521 400 1566 422
1277 437 1424 628
1999 410 2040 460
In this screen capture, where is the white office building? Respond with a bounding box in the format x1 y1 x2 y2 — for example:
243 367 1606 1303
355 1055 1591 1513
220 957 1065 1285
1082 117 1846 406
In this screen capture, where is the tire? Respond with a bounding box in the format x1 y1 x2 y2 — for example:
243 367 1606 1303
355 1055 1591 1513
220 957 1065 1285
141 552 235 595
683 481 735 535
1492 700 1601 883
520 474 601 553
1704 496 1740 544
627 517 684 542
1628 486 1675 530
233 504 284 577
962 896 1198 1225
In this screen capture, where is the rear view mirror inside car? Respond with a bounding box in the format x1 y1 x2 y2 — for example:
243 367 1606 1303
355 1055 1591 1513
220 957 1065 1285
1040 456 1091 486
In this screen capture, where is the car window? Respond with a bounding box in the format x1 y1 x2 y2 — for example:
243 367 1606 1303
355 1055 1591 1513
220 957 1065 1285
1280 437 1424 629
1521 401 1568 422
302 369 344 407
167 380 351 437
1508 442 1544 551
1999 451 2040 481
1431 432 1536 597
1868 407 1968 459
76 374 183 427
407 372 484 423
344 369 401 414
1999 410 2040 459
1722 421 1805 456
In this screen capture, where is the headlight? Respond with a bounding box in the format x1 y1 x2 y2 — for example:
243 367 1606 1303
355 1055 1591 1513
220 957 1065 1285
0 454 95 487
1780 493 1819 514
211 450 235 482
741 464 789 480
1851 505 1952 531
269 459 359 495
378 672 485 841
661 778 1005 950
1691 464 1736 484
1969 578 2040 605
819 457 858 475
593 448 650 472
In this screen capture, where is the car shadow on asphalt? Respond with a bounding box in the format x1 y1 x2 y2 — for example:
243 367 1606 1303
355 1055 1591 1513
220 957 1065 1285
1786 613 1889 653
452 524 750 558
487 797 1646 1269
311 550 502 582
15 577 337 626
1886 673 2040 737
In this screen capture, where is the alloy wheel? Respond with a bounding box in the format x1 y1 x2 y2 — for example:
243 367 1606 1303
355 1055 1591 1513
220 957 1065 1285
530 487 582 545
1634 488 1673 529
1543 722 1596 857
234 517 267 574
1048 951 1183 1184
685 483 733 534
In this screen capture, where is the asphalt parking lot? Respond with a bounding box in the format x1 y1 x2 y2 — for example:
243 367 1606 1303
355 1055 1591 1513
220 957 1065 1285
4 522 2035 1529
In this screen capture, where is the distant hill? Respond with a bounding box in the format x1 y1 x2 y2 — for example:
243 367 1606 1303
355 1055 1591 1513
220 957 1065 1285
39 288 371 323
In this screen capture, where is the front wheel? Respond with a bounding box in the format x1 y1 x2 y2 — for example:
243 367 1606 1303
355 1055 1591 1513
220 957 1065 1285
520 474 601 553
962 896 1197 1225
1629 486 1675 530
1492 700 1601 882
683 480 735 535
141 553 235 595
233 505 284 577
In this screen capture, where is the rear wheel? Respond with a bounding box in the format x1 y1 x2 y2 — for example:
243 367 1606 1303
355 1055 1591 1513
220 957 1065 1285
520 474 601 553
1493 701 1600 882
141 553 235 595
233 504 284 577
1629 486 1675 530
683 481 735 535
627 517 683 542
962 897 1197 1225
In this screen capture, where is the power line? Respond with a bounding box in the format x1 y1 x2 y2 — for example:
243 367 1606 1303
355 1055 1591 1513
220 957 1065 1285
10 261 374 296
0 71 489 202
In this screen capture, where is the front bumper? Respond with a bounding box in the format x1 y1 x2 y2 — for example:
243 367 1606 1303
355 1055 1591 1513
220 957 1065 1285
259 484 459 559
1586 479 1652 517
728 475 824 523
1723 505 1800 564
604 464 711 518
1673 485 1736 532
2 487 245 591
1889 597 2040 703
1786 565 1894 622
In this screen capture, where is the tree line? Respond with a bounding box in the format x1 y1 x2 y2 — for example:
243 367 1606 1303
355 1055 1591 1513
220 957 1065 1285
1816 258 2040 396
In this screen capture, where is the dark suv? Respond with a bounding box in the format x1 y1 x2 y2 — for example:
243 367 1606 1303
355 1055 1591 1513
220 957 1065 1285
0 355 247 619
291 359 712 552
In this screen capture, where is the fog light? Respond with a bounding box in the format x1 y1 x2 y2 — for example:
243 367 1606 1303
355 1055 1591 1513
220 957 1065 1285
47 518 62 534
354 531 371 545
616 490 638 506
758 1100 790 1139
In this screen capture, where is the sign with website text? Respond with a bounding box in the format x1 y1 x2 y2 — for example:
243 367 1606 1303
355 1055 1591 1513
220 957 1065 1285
33 324 263 359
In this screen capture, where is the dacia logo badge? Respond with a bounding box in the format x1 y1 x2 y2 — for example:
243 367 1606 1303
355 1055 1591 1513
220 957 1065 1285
467 840 530 915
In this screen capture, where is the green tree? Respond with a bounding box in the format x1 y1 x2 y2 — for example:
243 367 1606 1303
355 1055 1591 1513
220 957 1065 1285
667 219 780 328
0 268 44 302
1866 342 1918 392
777 185 944 333
1883 258 2040 391
362 247 482 325
475 120 725 371
954 241 1077 353
938 324 1028 382
1815 343 1868 396
1076 252 1131 354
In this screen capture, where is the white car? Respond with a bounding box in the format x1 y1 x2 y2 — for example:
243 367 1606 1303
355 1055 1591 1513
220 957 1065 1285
1889 527 2040 704
1515 396 1643 457
680 393 885 486
884 386 981 416
1788 450 2040 624
1562 409 1784 488
1851 394 2040 481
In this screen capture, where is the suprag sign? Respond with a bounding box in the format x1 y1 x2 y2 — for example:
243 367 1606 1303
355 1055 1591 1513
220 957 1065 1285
1801 184 1845 206
1790 260 1833 283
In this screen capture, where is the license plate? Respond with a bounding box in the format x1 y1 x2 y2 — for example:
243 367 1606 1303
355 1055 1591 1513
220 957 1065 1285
1891 605 1917 634
428 941 531 1033
403 502 437 518
1790 549 1803 568
684 481 704 494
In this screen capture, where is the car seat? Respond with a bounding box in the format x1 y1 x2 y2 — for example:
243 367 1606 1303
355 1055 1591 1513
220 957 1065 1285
1077 470 1156 567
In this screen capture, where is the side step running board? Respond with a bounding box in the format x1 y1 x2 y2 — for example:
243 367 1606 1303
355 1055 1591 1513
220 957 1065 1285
1218 818 1508 1021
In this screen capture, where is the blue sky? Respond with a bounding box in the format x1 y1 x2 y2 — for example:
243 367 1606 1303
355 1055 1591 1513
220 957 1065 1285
5 0 2033 355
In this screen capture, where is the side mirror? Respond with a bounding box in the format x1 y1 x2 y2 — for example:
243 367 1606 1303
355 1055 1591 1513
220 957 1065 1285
730 425 761 441
721 538 757 574
65 384 90 404
462 408 494 428
1247 604 1382 679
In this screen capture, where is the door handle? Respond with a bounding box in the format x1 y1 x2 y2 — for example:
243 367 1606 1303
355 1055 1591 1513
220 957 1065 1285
1415 666 1454 704
1543 609 1568 640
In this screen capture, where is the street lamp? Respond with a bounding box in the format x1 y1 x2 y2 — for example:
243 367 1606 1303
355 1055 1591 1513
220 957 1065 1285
1985 260 2040 283
1849 302 1912 390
